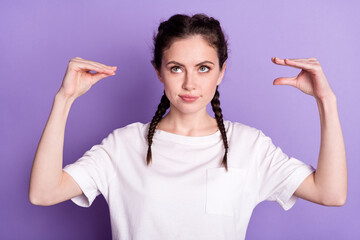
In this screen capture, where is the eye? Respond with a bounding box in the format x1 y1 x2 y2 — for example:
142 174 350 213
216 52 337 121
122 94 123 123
199 65 210 73
170 66 182 73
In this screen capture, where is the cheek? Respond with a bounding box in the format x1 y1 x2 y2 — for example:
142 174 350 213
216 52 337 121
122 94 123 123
163 82 180 100
203 75 219 89
205 86 217 99
163 80 181 92
162 75 182 89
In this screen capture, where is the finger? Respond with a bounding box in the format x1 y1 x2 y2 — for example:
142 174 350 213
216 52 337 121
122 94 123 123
273 76 297 87
286 57 318 62
286 59 319 64
74 58 116 70
272 57 313 70
72 57 114 69
91 71 116 84
274 57 317 63
69 60 113 74
74 61 116 74
283 59 314 70
272 57 312 63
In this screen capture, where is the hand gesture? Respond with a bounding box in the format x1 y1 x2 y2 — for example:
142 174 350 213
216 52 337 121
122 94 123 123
58 57 117 100
271 57 335 100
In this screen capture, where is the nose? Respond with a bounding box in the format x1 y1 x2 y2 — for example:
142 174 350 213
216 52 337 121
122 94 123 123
182 71 196 90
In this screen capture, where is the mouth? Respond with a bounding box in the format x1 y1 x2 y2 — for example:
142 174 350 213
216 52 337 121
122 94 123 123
180 95 199 103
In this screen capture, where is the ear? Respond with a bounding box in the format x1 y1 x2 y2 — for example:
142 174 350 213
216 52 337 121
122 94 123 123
216 61 226 86
152 62 163 83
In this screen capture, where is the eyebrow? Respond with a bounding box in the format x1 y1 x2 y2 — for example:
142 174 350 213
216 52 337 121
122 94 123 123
166 60 215 67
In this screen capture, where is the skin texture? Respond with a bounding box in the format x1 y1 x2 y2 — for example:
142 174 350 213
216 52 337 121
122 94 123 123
272 57 347 206
29 58 117 205
152 36 347 207
29 41 347 207
152 35 226 136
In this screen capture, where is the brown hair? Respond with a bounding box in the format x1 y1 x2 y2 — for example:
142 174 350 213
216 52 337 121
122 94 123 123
147 13 229 171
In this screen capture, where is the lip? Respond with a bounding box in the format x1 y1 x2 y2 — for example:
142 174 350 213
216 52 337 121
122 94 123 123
180 95 199 103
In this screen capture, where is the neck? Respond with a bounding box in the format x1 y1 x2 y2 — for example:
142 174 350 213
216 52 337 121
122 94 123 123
157 104 218 137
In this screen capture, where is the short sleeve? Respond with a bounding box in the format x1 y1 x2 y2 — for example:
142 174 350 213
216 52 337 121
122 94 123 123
63 131 117 208
255 130 316 211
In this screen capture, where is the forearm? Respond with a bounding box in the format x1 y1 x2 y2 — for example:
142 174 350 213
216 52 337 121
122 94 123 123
314 94 347 205
29 92 75 203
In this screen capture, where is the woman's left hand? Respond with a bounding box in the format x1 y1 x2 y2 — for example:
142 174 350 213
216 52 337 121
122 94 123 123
271 57 335 100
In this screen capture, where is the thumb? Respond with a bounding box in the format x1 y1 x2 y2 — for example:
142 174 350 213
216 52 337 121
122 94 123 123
92 72 115 85
273 77 297 87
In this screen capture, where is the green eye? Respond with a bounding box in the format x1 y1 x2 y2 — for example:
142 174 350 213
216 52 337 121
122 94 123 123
199 66 210 72
171 66 181 72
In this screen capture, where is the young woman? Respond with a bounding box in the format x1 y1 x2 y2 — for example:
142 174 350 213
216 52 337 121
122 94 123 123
29 13 347 240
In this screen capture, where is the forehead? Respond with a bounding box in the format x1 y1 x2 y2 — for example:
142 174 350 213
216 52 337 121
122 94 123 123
162 35 218 64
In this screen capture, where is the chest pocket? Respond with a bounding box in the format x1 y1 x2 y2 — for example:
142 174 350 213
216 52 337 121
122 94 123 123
206 167 247 217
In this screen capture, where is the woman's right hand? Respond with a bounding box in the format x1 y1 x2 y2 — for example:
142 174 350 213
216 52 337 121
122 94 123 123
57 57 117 100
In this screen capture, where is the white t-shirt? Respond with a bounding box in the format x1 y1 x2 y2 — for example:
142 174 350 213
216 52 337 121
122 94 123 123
63 120 315 240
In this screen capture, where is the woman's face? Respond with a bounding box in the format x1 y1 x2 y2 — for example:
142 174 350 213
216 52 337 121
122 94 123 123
154 35 226 115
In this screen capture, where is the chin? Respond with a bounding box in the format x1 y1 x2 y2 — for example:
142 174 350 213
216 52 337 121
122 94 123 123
173 103 207 115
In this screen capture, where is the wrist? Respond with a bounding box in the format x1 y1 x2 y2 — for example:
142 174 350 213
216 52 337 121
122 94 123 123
316 93 338 118
316 92 337 105
55 90 76 104
54 92 75 115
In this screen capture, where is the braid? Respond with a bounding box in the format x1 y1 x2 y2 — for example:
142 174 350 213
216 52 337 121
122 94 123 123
146 91 170 166
211 85 229 171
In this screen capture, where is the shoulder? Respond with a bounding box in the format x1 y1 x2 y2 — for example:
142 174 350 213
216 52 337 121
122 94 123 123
101 122 147 145
225 120 274 146
113 121 147 134
226 120 262 139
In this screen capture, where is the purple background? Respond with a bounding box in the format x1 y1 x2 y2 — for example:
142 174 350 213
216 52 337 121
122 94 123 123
1 0 359 239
